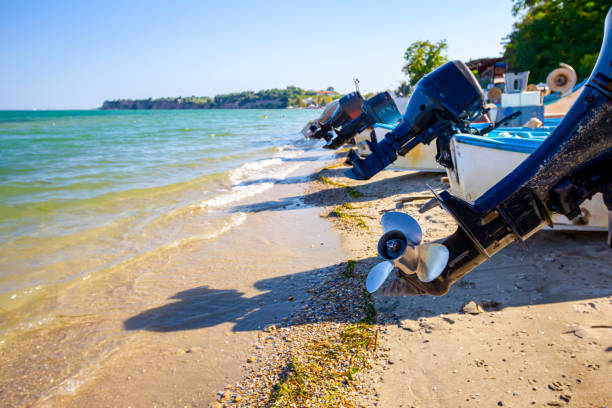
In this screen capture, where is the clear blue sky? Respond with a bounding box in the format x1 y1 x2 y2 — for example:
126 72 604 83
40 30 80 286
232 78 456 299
0 0 517 109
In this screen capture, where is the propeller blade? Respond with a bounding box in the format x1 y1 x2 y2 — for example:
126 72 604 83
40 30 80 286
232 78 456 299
415 244 450 283
381 212 422 245
366 261 394 293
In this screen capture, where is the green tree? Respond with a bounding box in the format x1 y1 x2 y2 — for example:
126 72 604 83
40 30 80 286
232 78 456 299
401 40 448 86
504 0 608 83
314 94 333 106
396 81 412 97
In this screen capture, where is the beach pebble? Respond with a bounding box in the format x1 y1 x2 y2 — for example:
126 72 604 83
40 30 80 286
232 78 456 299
462 301 485 314
399 321 416 332
548 381 564 391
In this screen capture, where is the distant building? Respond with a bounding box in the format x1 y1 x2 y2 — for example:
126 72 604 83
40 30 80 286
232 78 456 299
466 57 506 88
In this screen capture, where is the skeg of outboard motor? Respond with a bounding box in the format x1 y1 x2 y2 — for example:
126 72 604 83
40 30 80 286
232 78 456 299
367 7 612 297
323 92 402 149
311 92 364 141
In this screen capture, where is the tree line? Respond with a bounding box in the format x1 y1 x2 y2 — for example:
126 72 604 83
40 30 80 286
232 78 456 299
101 87 340 110
398 0 609 94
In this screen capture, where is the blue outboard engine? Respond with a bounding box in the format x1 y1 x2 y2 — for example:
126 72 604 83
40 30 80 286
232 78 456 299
363 7 612 296
323 91 403 149
347 61 486 177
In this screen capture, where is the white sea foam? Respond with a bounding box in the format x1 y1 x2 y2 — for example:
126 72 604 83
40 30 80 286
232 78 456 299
228 157 284 185
194 147 305 209
198 182 275 209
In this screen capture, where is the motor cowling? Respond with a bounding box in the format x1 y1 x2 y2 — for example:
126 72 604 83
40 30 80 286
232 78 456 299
348 61 485 179
324 91 402 149
311 92 364 140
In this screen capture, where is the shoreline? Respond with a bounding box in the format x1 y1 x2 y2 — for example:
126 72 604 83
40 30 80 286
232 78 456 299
2 151 610 407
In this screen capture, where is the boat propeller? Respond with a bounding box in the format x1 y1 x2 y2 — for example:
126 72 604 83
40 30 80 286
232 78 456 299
366 212 450 293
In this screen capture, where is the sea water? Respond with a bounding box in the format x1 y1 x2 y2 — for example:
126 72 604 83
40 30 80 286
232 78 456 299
0 109 320 334
0 109 352 406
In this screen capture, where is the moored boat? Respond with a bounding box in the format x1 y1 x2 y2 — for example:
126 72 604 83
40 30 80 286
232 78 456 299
447 132 608 230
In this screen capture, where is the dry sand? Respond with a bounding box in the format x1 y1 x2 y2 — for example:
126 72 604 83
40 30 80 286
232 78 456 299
303 163 612 408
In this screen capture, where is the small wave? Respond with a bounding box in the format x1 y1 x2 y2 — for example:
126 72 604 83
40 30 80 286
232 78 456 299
166 212 247 248
228 158 283 185
273 144 304 159
193 147 305 210
197 182 275 209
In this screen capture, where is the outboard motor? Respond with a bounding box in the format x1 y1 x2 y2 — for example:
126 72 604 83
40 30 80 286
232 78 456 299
310 92 364 141
301 99 340 139
323 92 403 149
347 61 485 179
365 7 612 296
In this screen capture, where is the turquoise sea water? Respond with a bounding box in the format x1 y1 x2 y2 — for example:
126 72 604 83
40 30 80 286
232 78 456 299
0 109 319 313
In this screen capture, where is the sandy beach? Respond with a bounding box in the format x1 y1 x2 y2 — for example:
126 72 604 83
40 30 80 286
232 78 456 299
2 153 610 407
219 159 611 407
3 2 611 407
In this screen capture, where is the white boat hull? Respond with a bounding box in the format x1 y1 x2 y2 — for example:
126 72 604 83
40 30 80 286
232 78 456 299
448 137 608 231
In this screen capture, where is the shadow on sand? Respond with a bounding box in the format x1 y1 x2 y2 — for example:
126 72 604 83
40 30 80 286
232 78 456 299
125 229 612 333
124 258 377 333
229 170 442 214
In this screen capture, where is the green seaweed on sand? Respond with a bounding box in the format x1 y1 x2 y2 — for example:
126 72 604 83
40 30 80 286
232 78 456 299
316 174 362 199
322 162 346 170
360 289 377 325
317 174 346 188
269 322 377 407
330 204 368 229
269 261 378 407
341 259 356 278
346 188 362 199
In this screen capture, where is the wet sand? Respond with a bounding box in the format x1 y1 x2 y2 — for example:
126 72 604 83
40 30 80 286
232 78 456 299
0 150 349 407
